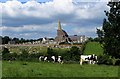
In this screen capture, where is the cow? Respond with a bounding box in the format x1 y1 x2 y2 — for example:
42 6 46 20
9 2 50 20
39 55 63 64
80 54 97 65
39 56 56 63
44 56 48 62
89 54 97 64
57 56 63 64
39 56 44 61
51 56 55 63
39 56 49 62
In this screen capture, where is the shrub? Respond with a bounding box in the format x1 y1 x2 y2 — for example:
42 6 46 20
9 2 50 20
97 54 116 65
115 59 120 65
63 51 71 61
47 48 57 56
18 49 29 61
2 47 9 56
69 46 81 61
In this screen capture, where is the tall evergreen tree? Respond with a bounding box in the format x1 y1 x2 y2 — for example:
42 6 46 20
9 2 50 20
97 1 120 58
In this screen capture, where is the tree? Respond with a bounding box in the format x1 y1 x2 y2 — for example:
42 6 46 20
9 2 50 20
2 47 11 60
2 36 11 44
88 37 94 42
0 36 2 44
69 46 81 61
2 47 9 56
97 1 120 58
12 37 19 44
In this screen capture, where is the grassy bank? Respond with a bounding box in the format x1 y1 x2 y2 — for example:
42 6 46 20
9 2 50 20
2 61 118 77
83 42 103 55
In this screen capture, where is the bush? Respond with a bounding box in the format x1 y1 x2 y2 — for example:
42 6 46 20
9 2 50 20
47 48 55 56
97 54 116 65
2 47 9 56
18 49 29 61
2 53 11 60
63 51 71 61
69 46 81 61
115 59 120 65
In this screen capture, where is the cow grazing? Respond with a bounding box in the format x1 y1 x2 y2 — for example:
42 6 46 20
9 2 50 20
39 55 63 64
89 54 97 64
39 56 49 62
51 56 55 63
57 56 63 64
39 56 56 63
80 54 97 65
39 56 44 61
44 56 48 62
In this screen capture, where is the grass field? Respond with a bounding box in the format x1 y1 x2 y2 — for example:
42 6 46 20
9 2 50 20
6 42 103 56
2 42 119 77
8 46 48 54
2 61 119 77
0 61 2 78
8 46 69 55
83 42 103 55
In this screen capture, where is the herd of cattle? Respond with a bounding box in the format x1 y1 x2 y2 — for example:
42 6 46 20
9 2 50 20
39 54 98 65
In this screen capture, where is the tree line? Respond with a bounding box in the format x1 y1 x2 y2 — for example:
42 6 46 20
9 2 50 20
2 46 82 63
0 36 54 44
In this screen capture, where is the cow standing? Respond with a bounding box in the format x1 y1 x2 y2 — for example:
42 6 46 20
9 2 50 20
80 54 97 65
89 54 97 64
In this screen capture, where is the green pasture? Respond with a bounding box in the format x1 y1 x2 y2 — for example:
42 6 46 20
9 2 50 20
8 46 47 54
0 61 2 78
2 61 118 77
8 46 69 55
3 42 103 56
83 42 103 55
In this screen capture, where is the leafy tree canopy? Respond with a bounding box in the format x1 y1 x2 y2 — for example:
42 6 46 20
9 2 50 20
97 1 120 58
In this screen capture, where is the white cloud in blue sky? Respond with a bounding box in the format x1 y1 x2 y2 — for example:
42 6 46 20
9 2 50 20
0 0 109 39
0 0 53 2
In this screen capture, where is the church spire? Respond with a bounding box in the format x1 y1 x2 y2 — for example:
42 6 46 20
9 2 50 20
58 19 62 30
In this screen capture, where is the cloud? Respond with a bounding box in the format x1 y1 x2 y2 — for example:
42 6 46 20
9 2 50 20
1 23 58 39
1 0 109 39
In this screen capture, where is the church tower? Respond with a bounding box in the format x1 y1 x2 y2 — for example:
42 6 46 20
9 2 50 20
58 19 62 30
55 19 71 44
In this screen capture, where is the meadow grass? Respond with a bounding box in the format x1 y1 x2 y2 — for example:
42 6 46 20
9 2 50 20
2 61 118 77
9 46 48 54
0 61 2 78
84 42 103 55
8 46 69 55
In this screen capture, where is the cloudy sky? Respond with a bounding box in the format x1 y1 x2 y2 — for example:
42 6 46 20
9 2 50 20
0 0 110 39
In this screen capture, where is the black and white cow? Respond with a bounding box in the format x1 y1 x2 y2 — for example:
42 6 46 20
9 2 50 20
89 54 97 64
80 54 97 65
39 56 51 62
39 56 44 61
57 56 63 64
39 55 63 64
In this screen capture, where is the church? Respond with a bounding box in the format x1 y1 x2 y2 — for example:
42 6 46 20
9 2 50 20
55 20 71 43
55 20 87 44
